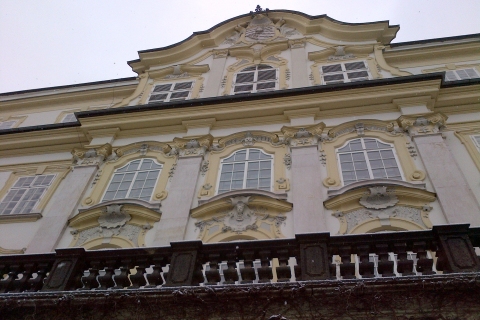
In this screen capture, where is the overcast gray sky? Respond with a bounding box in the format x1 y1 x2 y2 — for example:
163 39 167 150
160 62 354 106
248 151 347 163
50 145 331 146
1 0 479 93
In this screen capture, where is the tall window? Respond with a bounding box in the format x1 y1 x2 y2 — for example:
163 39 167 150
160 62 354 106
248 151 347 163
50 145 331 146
148 82 193 103
337 138 402 185
0 121 16 130
0 175 55 215
320 61 370 85
102 159 162 202
445 68 480 81
233 65 277 94
218 149 272 194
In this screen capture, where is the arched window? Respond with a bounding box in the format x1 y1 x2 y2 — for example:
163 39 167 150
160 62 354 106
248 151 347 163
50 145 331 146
218 149 272 194
233 64 277 94
337 138 402 185
102 158 162 202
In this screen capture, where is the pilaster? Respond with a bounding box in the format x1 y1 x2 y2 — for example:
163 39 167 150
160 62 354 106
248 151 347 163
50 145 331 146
289 40 309 88
397 113 480 226
281 123 328 233
203 50 228 98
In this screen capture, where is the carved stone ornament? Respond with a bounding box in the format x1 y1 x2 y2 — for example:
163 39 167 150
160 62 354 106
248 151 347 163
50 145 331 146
283 153 292 170
397 113 448 137
200 160 209 176
325 120 400 141
171 134 213 157
71 143 112 166
223 197 257 232
359 187 399 210
328 46 356 61
111 141 172 161
212 131 282 151
281 122 326 147
98 205 131 229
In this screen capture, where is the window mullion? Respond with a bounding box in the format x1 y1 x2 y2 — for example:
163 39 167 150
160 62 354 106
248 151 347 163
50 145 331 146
364 150 374 179
126 171 138 198
243 161 248 189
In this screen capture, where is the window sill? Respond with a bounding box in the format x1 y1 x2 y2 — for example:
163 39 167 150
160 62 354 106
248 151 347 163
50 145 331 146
0 212 42 224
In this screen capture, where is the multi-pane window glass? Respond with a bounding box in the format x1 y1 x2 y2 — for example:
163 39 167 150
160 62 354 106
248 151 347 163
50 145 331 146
233 64 277 94
472 135 480 151
61 113 77 123
445 68 480 81
320 61 370 85
337 138 402 185
218 149 272 194
102 159 162 202
0 175 55 215
0 121 16 130
148 82 193 103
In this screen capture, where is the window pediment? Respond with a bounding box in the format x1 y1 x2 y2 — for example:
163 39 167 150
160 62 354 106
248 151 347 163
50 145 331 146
213 131 281 151
326 119 400 140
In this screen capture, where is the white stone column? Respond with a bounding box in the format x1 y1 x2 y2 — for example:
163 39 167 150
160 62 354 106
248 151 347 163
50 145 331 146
282 123 327 233
26 165 98 253
289 40 309 89
203 50 228 98
152 135 213 245
398 113 480 225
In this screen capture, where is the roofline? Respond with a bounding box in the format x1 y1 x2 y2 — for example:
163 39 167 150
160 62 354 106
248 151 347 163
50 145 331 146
1 72 477 137
390 33 480 48
0 77 138 96
128 9 398 64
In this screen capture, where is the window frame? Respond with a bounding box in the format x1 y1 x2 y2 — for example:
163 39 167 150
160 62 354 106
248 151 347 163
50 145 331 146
0 174 56 215
61 113 77 123
147 81 195 104
336 138 404 185
216 148 274 194
471 135 480 151
445 68 480 81
320 61 371 85
101 158 163 202
0 120 17 130
232 64 278 95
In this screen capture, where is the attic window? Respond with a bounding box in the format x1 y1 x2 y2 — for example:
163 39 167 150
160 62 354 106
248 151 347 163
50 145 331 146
148 82 193 103
233 64 277 94
445 68 480 81
320 61 370 85
0 121 16 130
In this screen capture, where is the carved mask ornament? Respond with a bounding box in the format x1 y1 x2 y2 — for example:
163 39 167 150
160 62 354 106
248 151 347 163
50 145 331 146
359 187 399 210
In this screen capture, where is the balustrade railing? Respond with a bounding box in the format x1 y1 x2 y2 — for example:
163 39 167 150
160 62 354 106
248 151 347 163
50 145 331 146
1 224 479 293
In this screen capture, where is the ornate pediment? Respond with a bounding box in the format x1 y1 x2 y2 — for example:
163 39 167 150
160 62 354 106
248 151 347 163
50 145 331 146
324 182 436 234
68 200 161 249
308 45 374 62
325 119 401 141
191 190 291 242
148 64 210 80
213 131 281 151
109 141 172 161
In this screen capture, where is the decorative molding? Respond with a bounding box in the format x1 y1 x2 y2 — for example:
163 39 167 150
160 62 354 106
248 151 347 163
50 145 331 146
170 134 214 157
69 201 161 249
326 119 400 140
147 64 210 80
0 212 42 224
359 186 399 209
71 143 113 166
213 131 281 151
200 160 209 176
0 247 26 255
283 153 292 170
397 112 448 137
110 141 172 161
281 122 326 147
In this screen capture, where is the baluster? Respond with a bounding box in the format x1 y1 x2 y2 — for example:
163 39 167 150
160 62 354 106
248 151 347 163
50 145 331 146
376 244 394 277
339 246 355 279
413 241 434 275
80 260 101 290
27 262 50 292
129 258 148 289
222 253 239 284
205 254 221 285
275 249 291 282
146 257 165 288
240 250 256 284
257 250 273 283
0 264 19 293
113 259 132 289
357 245 374 278
96 259 116 290
394 242 414 276
12 263 34 293
294 249 302 281
192 254 205 286
329 252 337 280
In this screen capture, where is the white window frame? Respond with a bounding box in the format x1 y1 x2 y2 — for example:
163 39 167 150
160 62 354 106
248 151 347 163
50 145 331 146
0 120 17 130
445 68 480 81
217 148 274 194
336 138 404 186
232 65 278 95
61 113 77 123
102 158 163 202
147 81 194 103
320 61 371 85
0 174 56 215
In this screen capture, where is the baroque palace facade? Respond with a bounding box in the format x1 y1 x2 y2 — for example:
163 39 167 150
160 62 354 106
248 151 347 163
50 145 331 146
1 7 480 319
